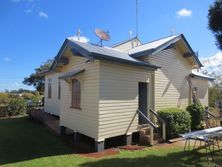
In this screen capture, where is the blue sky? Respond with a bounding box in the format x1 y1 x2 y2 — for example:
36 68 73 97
0 0 220 91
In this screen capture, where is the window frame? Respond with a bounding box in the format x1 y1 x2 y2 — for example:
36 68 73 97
48 79 52 99
58 81 61 99
71 78 81 109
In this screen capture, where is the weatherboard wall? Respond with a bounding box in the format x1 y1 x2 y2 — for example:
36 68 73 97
59 52 100 140
98 60 154 140
44 73 60 116
140 48 192 110
190 78 209 106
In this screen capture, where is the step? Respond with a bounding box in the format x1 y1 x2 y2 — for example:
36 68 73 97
138 124 149 129
140 135 161 145
139 128 150 136
139 131 163 145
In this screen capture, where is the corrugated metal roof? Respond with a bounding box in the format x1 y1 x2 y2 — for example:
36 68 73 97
128 34 202 67
68 39 160 69
128 34 180 55
59 69 85 79
190 71 215 81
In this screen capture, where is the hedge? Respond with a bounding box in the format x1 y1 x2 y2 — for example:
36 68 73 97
158 108 191 139
186 104 204 131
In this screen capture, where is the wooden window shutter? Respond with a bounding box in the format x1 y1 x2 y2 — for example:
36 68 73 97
71 79 81 108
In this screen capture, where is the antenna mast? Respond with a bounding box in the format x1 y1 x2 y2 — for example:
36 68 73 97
171 26 174 36
129 30 133 39
77 28 81 41
136 0 139 46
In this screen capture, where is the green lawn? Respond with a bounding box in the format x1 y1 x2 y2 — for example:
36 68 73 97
0 116 221 167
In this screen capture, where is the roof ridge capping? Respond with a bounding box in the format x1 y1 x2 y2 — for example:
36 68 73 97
139 33 182 46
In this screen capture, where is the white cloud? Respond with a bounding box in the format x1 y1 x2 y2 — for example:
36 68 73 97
3 57 11 63
201 52 222 68
200 52 222 80
39 12 48 19
177 9 192 18
68 36 90 43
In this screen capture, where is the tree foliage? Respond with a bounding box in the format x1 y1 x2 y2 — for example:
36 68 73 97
209 85 222 111
208 0 222 50
23 59 53 94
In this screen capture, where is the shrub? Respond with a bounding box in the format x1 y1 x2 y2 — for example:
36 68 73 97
7 98 27 116
186 104 204 131
0 106 8 117
158 108 191 139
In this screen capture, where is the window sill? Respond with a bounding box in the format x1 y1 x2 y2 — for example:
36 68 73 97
70 106 82 110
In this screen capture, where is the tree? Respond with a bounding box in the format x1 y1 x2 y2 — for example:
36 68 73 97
23 59 53 94
208 0 222 50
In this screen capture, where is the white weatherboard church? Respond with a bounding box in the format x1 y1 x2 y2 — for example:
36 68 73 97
41 33 214 151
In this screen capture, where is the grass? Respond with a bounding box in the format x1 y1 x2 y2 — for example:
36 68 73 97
0 116 222 167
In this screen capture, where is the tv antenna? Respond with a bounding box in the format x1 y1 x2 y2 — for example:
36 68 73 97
94 28 110 46
170 26 174 36
77 28 81 40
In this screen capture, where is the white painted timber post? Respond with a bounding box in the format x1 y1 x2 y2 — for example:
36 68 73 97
163 123 166 141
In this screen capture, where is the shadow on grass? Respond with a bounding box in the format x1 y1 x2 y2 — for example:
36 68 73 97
80 150 222 167
0 116 74 165
1 116 222 166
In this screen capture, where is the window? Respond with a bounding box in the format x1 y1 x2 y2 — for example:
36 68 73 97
58 81 61 99
71 79 81 109
48 79 52 99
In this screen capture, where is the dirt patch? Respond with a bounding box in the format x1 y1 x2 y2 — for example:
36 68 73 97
119 145 145 151
80 148 119 158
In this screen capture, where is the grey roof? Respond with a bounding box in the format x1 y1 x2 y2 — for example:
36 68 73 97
59 69 85 79
45 33 202 75
190 71 215 81
128 34 203 67
67 39 160 69
128 34 181 56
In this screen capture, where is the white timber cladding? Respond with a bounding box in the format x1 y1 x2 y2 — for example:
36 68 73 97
140 48 192 110
59 52 100 140
98 60 153 140
191 78 209 106
113 39 142 52
44 73 60 116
